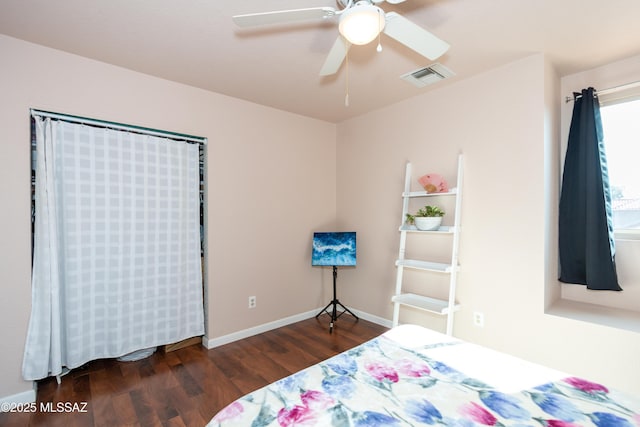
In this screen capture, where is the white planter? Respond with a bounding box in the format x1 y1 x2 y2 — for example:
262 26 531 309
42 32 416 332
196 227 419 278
414 217 442 231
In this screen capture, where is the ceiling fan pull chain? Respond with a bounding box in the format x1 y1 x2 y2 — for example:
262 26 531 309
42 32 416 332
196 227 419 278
376 8 383 52
345 47 350 107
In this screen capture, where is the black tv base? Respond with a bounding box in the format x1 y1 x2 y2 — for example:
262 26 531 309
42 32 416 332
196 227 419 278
315 265 359 333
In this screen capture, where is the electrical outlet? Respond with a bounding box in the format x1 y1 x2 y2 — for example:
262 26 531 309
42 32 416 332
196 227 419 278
248 296 256 309
473 311 484 327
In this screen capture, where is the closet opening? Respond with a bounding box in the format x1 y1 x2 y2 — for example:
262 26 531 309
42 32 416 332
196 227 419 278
27 109 208 381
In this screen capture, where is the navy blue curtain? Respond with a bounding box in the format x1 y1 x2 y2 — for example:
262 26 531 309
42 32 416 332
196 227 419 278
559 87 621 291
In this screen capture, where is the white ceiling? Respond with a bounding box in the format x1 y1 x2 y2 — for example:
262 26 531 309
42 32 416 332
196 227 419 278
1 0 640 123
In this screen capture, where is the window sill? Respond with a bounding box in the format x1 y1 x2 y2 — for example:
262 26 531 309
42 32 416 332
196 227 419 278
546 298 640 334
614 229 640 241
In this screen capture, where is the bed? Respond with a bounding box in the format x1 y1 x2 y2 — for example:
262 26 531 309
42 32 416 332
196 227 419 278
208 324 640 426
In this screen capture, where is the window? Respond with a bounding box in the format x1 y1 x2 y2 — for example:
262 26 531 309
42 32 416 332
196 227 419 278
600 93 640 233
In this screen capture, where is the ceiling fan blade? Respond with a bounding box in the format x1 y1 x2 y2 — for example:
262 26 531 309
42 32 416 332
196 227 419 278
233 7 336 28
319 36 351 76
383 12 449 60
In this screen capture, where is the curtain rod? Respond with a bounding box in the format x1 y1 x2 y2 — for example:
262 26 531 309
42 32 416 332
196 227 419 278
30 109 207 145
564 80 640 103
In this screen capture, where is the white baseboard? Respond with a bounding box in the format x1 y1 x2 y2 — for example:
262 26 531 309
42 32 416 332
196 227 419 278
203 308 391 349
0 383 37 406
350 308 393 329
204 309 318 349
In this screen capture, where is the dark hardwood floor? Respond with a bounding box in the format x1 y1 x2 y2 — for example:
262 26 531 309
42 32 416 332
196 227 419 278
1 317 387 427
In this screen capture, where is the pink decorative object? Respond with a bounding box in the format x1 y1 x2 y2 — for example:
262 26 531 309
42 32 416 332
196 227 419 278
418 173 448 193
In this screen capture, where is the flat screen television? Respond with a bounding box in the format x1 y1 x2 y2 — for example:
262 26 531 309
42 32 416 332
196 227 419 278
311 232 356 266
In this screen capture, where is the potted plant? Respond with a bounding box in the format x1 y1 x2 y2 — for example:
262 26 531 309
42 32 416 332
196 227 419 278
405 205 445 231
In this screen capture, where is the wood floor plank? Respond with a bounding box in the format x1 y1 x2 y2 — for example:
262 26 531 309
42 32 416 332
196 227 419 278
91 395 120 426
89 367 118 399
112 389 146 425
1 318 387 426
162 384 196 418
129 388 163 427
171 363 204 397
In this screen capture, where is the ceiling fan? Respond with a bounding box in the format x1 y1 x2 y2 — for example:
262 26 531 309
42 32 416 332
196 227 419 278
232 0 450 76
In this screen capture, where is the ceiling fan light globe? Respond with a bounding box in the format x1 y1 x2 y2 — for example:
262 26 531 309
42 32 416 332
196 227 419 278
339 4 385 45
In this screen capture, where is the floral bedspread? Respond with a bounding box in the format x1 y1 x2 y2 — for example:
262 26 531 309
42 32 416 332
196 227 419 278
208 329 640 427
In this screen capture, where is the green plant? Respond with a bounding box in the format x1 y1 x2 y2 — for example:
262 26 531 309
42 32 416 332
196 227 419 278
405 205 445 225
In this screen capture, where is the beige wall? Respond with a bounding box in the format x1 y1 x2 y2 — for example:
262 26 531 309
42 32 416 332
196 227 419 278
0 34 337 399
336 53 547 341
336 54 640 395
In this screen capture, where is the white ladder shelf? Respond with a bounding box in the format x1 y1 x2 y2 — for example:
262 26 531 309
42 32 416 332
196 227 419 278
391 154 463 335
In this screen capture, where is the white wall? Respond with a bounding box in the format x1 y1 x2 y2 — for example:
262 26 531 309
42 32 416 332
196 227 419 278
336 54 640 395
0 34 337 400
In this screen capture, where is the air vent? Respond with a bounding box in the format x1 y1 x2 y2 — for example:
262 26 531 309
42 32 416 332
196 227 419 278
400 63 455 88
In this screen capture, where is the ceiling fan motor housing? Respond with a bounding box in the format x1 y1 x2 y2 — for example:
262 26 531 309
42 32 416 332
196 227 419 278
338 0 385 8
338 2 386 45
